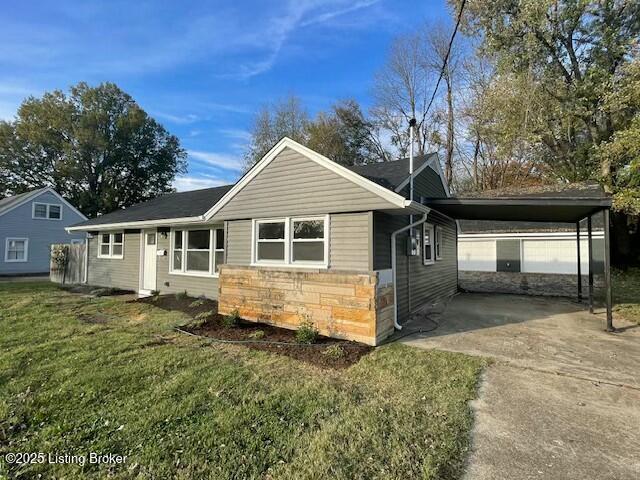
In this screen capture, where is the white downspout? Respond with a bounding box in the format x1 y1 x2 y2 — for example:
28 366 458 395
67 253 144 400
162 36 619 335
391 211 429 330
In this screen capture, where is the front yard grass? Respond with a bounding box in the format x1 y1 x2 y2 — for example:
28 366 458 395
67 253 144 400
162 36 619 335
0 282 485 479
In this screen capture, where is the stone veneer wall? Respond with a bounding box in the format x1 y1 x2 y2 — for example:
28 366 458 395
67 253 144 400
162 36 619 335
218 265 396 346
459 271 604 298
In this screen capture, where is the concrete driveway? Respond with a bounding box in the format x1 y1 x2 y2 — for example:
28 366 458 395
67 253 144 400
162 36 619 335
400 293 640 480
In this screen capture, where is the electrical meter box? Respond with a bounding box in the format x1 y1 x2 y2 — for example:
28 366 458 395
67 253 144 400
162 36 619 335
406 229 420 256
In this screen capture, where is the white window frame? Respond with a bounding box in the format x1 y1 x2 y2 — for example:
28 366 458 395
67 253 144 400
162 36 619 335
5 238 28 263
251 215 329 268
435 225 443 260
32 202 63 220
97 232 124 259
423 223 435 265
169 227 224 278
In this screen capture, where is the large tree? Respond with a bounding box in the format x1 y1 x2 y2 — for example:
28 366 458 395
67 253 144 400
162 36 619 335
453 0 640 264
245 96 389 169
0 82 186 218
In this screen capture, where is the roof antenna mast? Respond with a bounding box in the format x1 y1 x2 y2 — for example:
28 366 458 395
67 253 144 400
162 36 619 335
409 118 417 204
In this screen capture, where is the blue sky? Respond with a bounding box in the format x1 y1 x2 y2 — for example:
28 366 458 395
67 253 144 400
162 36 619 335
1 0 452 191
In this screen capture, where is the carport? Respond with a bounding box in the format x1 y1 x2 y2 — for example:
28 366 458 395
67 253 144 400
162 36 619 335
427 191 615 330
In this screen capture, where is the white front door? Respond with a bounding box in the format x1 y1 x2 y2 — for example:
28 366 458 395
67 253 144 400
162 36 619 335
143 230 157 291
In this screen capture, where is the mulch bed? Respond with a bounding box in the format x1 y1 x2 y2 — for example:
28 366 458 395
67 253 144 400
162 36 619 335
60 285 134 297
136 294 372 369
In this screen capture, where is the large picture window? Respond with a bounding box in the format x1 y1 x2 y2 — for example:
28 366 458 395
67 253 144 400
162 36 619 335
171 227 224 276
98 232 124 259
423 223 434 265
253 216 328 267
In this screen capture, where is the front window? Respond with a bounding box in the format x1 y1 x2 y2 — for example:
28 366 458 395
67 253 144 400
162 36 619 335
423 223 434 265
291 219 325 262
33 202 62 220
256 221 286 262
253 216 328 266
171 227 224 276
98 232 124 259
5 238 28 262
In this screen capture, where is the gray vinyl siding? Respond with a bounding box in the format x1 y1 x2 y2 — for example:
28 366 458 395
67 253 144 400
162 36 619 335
399 165 447 199
155 231 219 299
225 213 373 271
226 220 252 265
329 212 372 271
373 210 457 321
87 231 140 291
213 147 398 220
0 190 86 275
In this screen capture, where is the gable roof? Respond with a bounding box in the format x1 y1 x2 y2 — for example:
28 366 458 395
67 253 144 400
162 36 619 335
0 188 48 216
68 137 432 231
0 187 87 220
203 137 429 220
70 185 233 229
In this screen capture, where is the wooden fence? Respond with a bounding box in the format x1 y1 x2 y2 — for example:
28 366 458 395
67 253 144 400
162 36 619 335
50 244 86 285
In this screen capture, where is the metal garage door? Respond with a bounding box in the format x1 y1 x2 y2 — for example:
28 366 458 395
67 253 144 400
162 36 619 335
522 239 589 274
458 240 496 271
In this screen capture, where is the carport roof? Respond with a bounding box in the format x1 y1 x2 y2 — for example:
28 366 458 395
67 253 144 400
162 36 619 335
426 183 611 223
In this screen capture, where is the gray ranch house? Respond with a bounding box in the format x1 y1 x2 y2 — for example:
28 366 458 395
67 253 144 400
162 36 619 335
0 188 87 275
68 138 453 345
68 137 614 344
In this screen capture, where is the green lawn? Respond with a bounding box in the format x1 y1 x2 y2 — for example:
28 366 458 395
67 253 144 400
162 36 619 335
613 267 640 324
0 282 485 479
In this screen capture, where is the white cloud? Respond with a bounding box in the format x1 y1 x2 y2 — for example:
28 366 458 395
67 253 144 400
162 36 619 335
219 128 252 142
172 175 227 192
187 150 243 171
153 111 199 124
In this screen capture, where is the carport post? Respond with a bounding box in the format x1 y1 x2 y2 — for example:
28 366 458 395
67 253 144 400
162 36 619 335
576 221 582 301
603 208 614 331
587 215 594 313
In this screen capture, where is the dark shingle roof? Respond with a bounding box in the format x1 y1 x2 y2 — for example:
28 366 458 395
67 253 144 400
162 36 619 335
74 185 234 228
72 152 440 228
457 182 606 200
346 154 436 191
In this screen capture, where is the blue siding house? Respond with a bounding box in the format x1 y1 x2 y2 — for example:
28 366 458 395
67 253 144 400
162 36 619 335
0 188 87 275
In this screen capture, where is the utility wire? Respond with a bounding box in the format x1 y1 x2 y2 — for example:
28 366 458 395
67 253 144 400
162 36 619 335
420 0 467 126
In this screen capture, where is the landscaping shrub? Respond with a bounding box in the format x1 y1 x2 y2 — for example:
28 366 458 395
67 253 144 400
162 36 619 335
175 290 188 300
222 309 240 328
322 344 345 359
189 298 205 308
248 330 265 340
295 321 319 344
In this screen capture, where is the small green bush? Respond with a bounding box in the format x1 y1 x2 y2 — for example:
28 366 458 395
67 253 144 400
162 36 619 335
194 310 214 321
295 321 319 344
248 330 265 340
222 309 240 328
322 344 345 359
189 298 205 308
175 290 188 300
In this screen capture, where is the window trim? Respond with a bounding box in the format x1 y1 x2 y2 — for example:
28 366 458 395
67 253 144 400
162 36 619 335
97 232 124 259
251 215 329 268
435 225 443 260
5 237 28 263
32 202 63 220
423 223 435 265
169 227 224 278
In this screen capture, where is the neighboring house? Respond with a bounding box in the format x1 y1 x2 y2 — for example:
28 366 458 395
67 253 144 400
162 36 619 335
68 137 455 345
0 188 87 275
